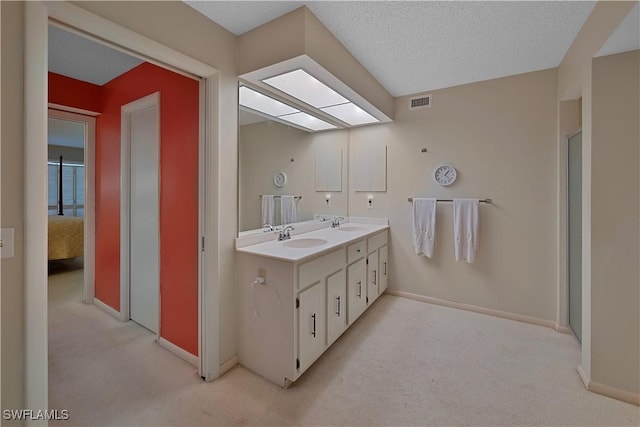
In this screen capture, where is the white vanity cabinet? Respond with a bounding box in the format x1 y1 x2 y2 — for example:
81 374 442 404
298 280 326 372
236 226 389 387
347 258 367 323
326 269 347 346
366 230 388 304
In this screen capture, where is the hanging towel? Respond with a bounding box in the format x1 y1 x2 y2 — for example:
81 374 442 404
453 199 479 263
413 198 437 258
261 195 275 227
281 195 297 225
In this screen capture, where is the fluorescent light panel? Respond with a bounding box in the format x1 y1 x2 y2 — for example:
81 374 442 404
262 69 380 126
279 112 337 131
239 86 298 117
239 86 336 132
321 103 379 126
263 69 348 109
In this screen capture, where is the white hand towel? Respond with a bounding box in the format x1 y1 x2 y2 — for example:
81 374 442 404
280 195 297 225
261 195 275 227
413 198 437 258
453 199 479 263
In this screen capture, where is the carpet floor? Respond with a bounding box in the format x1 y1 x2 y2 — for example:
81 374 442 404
48 266 639 426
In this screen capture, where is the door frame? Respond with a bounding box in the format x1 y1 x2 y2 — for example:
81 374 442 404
120 92 161 334
47 108 97 305
566 129 583 342
25 1 222 415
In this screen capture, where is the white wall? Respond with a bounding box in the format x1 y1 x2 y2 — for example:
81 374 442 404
349 69 559 322
591 49 639 397
1 1 26 417
239 121 348 231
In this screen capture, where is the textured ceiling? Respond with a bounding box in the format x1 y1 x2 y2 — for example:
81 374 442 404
186 1 596 97
596 3 639 58
49 25 143 86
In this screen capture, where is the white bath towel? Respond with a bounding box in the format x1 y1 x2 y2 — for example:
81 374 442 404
453 199 479 263
413 198 437 258
261 195 275 227
280 195 297 225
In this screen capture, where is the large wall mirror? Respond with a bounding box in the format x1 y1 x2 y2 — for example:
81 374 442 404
238 84 348 234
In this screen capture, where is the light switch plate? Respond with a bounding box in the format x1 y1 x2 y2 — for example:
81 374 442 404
0 228 15 259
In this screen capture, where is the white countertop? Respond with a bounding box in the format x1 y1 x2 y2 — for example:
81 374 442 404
235 222 389 263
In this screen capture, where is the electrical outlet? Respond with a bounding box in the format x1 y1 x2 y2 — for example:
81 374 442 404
325 194 331 207
367 195 374 209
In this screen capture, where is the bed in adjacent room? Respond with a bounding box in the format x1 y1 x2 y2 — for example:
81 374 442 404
48 215 84 260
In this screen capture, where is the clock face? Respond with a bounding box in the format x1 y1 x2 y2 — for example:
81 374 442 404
434 165 457 186
274 171 287 188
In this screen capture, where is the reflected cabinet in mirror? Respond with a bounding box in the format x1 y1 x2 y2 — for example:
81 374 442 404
238 96 348 234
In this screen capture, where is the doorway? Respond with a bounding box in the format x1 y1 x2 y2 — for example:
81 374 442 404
122 93 160 333
567 130 582 342
47 109 96 304
25 2 221 412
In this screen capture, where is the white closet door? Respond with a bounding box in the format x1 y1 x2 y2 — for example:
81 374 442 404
129 103 160 333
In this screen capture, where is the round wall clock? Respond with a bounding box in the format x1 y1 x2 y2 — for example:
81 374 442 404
434 165 457 186
274 171 287 188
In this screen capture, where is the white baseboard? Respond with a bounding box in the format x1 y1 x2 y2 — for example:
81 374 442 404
578 366 639 406
94 298 124 321
158 337 199 367
589 380 640 406
220 356 238 376
554 323 572 334
386 289 556 330
577 365 590 388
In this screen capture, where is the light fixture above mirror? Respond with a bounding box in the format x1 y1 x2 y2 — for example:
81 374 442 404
239 85 337 132
262 69 380 126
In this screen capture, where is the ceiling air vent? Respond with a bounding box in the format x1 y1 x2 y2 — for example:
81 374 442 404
409 95 431 110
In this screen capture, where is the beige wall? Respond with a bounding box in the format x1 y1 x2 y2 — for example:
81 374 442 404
1 0 26 417
349 69 558 321
239 121 348 231
556 1 636 397
591 50 639 396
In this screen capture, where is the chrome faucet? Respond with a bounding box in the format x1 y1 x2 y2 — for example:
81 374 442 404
263 224 274 232
278 225 295 241
331 217 344 228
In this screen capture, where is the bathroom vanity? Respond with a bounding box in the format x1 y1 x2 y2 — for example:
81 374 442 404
236 221 389 387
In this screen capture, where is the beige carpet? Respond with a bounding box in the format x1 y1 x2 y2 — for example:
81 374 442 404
48 267 639 426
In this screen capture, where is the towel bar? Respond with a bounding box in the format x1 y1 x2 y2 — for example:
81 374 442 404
408 198 492 203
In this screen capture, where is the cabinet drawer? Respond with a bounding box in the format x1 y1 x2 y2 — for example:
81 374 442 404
367 230 388 252
347 240 365 264
298 248 346 289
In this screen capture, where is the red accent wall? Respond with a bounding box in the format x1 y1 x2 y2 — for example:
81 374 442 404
95 63 199 355
48 72 102 113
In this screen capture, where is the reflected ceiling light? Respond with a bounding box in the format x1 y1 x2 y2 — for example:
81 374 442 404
279 112 337 131
321 103 379 126
239 86 298 117
262 69 380 126
263 69 349 108
239 86 336 132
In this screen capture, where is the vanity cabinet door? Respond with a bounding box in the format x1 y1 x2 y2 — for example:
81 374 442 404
347 258 367 324
379 245 388 294
326 269 347 346
367 251 379 304
298 281 326 372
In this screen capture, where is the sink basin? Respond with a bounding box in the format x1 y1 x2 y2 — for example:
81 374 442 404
282 238 328 248
337 226 367 232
